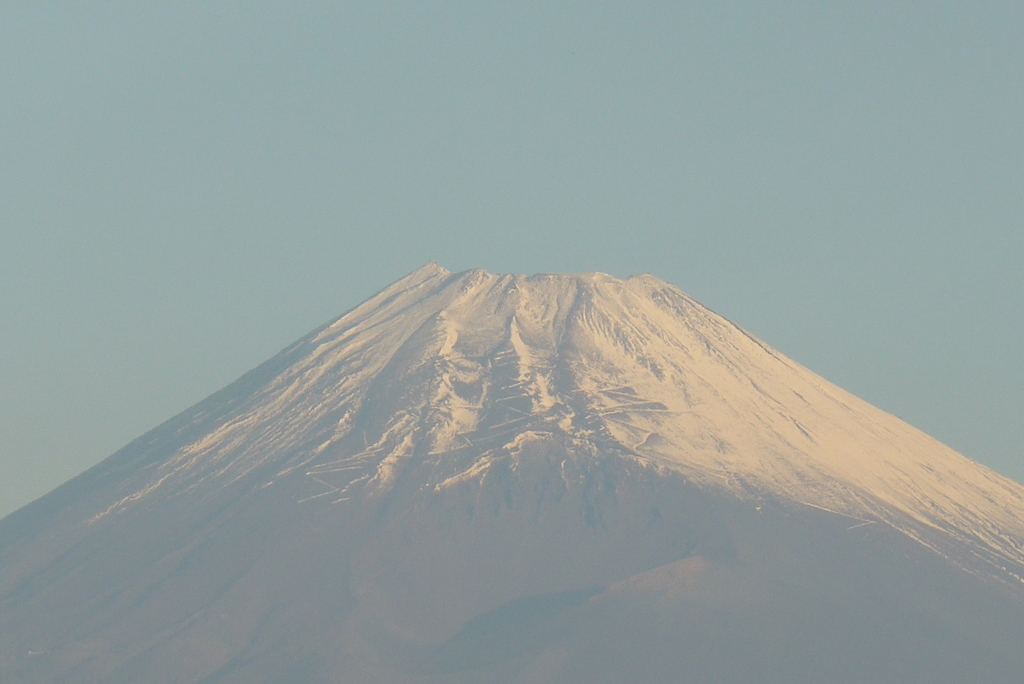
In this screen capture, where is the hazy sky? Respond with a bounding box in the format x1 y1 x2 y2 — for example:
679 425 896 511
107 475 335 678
2 2 1021 519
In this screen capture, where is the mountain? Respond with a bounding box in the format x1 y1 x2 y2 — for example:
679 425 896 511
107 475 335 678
2 262 1024 683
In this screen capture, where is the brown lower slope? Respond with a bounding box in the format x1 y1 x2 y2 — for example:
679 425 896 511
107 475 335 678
3 440 1024 684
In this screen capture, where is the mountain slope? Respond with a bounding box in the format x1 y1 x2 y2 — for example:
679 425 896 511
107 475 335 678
2 263 1023 683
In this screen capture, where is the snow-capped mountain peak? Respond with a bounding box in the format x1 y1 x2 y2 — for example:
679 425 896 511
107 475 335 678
84 265 1024 582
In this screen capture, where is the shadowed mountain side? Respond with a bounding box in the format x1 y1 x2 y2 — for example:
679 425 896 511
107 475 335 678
9 460 1013 684
0 443 733 683
387 497 1024 684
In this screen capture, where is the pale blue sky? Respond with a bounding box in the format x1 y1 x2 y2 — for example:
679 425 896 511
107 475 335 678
2 2 1022 518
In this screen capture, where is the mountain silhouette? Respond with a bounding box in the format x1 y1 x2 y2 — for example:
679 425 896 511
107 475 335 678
2 263 1023 683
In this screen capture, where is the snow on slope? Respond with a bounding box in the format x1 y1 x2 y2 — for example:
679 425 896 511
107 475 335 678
87 262 1024 582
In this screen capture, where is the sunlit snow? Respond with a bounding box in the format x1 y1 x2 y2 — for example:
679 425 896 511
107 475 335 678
89 262 1024 583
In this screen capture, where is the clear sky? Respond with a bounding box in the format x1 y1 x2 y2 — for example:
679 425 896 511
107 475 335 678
1 2 1021 519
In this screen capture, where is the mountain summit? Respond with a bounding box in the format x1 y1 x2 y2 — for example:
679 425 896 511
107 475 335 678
3 264 1024 683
